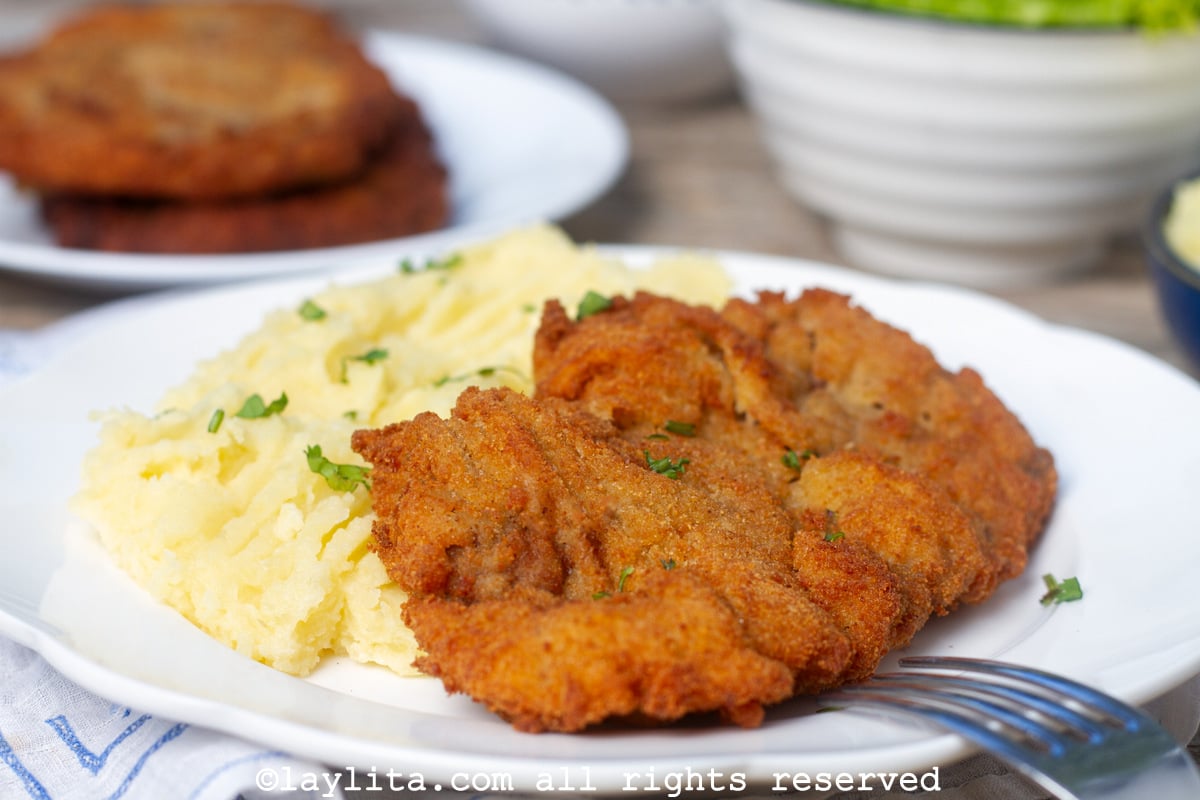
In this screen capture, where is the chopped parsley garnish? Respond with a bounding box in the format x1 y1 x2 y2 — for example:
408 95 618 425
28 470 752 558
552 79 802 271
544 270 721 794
822 509 845 542
644 450 690 479
1040 573 1083 606
343 410 358 421
648 421 696 442
576 291 613 320
353 348 389 366
617 566 635 593
664 420 696 437
207 408 225 434
782 448 817 471
234 392 288 420
297 299 327 321
305 445 371 492
399 252 463 274
340 348 389 383
595 566 636 599
661 558 677 571
433 253 463 271
433 365 528 388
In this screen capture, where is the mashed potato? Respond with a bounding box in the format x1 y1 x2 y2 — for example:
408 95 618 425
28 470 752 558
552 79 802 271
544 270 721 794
73 226 731 676
1166 178 1200 270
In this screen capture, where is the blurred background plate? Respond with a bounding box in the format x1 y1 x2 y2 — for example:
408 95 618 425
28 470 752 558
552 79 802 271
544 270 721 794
0 31 628 292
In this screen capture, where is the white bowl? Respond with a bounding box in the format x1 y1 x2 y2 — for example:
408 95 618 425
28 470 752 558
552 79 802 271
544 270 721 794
461 0 733 103
723 0 1200 287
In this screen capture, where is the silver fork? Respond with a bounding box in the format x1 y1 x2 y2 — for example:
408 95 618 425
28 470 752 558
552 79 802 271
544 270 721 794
820 656 1200 800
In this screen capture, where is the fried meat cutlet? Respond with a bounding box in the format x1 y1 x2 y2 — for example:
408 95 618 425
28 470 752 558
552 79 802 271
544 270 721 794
353 386 851 731
352 291 1057 732
39 93 448 254
722 290 1058 592
0 1 401 200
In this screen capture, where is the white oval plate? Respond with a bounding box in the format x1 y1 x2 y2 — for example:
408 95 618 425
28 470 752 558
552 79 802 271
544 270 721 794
0 32 627 292
3 248 1200 791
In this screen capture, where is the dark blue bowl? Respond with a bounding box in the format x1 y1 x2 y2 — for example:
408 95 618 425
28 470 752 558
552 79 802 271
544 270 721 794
1145 171 1200 374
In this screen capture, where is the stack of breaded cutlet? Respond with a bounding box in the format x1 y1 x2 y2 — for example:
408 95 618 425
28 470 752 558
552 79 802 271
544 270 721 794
0 1 449 254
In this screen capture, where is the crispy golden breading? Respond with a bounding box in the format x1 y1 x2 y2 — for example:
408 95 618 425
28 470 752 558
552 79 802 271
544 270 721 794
724 290 1058 594
39 94 448 254
353 386 850 731
352 291 1057 732
0 1 401 200
403 574 797 732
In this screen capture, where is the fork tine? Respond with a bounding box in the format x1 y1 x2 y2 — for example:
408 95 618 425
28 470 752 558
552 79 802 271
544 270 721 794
823 658 1200 800
899 656 1144 729
872 672 1110 742
819 683 1069 774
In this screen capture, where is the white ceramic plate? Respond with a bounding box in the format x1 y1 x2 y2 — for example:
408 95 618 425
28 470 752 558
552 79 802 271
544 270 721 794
3 248 1200 792
0 31 627 292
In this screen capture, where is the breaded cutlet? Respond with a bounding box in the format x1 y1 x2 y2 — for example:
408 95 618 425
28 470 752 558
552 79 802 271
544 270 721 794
352 291 1056 732
0 1 402 200
40 93 449 254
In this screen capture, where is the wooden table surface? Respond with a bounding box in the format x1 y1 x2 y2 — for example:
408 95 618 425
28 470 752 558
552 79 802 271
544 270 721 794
0 0 1197 789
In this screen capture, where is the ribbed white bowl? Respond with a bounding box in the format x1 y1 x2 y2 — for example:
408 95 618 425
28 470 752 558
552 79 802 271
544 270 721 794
723 0 1200 286
461 0 733 103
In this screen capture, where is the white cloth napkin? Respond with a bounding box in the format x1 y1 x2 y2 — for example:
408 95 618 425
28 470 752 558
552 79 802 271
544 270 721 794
2 326 1198 800
0 638 334 800
2 633 1198 800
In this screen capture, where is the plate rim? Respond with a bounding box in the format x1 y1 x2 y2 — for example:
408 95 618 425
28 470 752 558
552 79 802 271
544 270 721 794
3 244 1200 790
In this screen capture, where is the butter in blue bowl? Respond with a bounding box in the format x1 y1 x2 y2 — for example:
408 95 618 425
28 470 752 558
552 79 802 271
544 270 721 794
1146 170 1200 374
